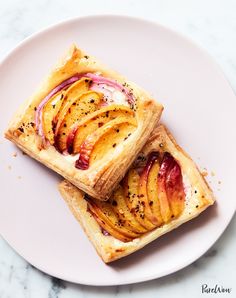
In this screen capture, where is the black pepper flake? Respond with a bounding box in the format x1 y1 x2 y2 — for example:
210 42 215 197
18 127 24 133
139 194 144 198
194 190 197 194
112 200 117 206
128 133 131 137
84 55 89 59
149 201 153 206
30 122 34 127
62 133 66 135
196 205 199 208
90 99 95 103
137 155 146 161
116 129 120 133
52 104 56 109
72 103 76 106
112 143 117 148
63 123 67 128
34 107 37 111
85 79 89 83
171 215 175 218
159 143 164 148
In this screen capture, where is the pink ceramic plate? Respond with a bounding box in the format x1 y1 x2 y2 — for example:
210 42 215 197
0 15 235 286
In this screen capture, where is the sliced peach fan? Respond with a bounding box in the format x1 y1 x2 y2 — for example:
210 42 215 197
87 151 186 242
35 73 137 170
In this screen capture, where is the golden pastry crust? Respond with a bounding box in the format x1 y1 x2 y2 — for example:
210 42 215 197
5 44 163 200
58 124 215 263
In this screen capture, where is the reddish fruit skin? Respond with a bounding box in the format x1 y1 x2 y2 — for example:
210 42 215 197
66 125 78 154
165 160 185 217
158 152 185 221
75 138 93 170
158 152 174 180
141 152 159 178
157 152 175 222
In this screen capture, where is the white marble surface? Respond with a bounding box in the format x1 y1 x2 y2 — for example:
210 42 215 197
0 0 236 297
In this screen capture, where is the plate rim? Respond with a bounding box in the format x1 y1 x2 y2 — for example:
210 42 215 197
0 14 235 286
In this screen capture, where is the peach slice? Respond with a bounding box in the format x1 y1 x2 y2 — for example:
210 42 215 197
88 199 140 241
165 159 185 218
75 116 137 170
124 169 156 231
54 78 91 135
88 203 133 242
157 152 174 223
42 91 64 145
90 121 136 165
147 160 163 226
55 91 101 153
139 152 160 226
110 185 147 234
67 104 134 154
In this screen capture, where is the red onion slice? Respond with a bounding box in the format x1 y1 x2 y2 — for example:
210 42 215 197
35 75 81 139
84 73 135 106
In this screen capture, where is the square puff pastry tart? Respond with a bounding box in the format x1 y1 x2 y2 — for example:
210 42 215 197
58 124 215 263
5 44 163 200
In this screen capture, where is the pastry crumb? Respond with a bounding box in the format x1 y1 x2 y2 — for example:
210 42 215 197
17 176 22 179
12 152 17 157
201 170 208 177
211 171 215 177
7 165 12 170
218 181 222 184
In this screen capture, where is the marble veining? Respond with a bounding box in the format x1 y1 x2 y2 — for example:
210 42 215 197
0 0 235 297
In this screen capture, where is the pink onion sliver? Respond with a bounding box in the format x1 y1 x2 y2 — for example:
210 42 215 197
84 73 135 105
35 75 81 138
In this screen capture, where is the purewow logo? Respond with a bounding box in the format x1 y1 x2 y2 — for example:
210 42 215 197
202 284 232 294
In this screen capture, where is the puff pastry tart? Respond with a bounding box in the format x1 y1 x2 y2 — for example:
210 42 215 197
5 45 163 200
59 124 215 263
